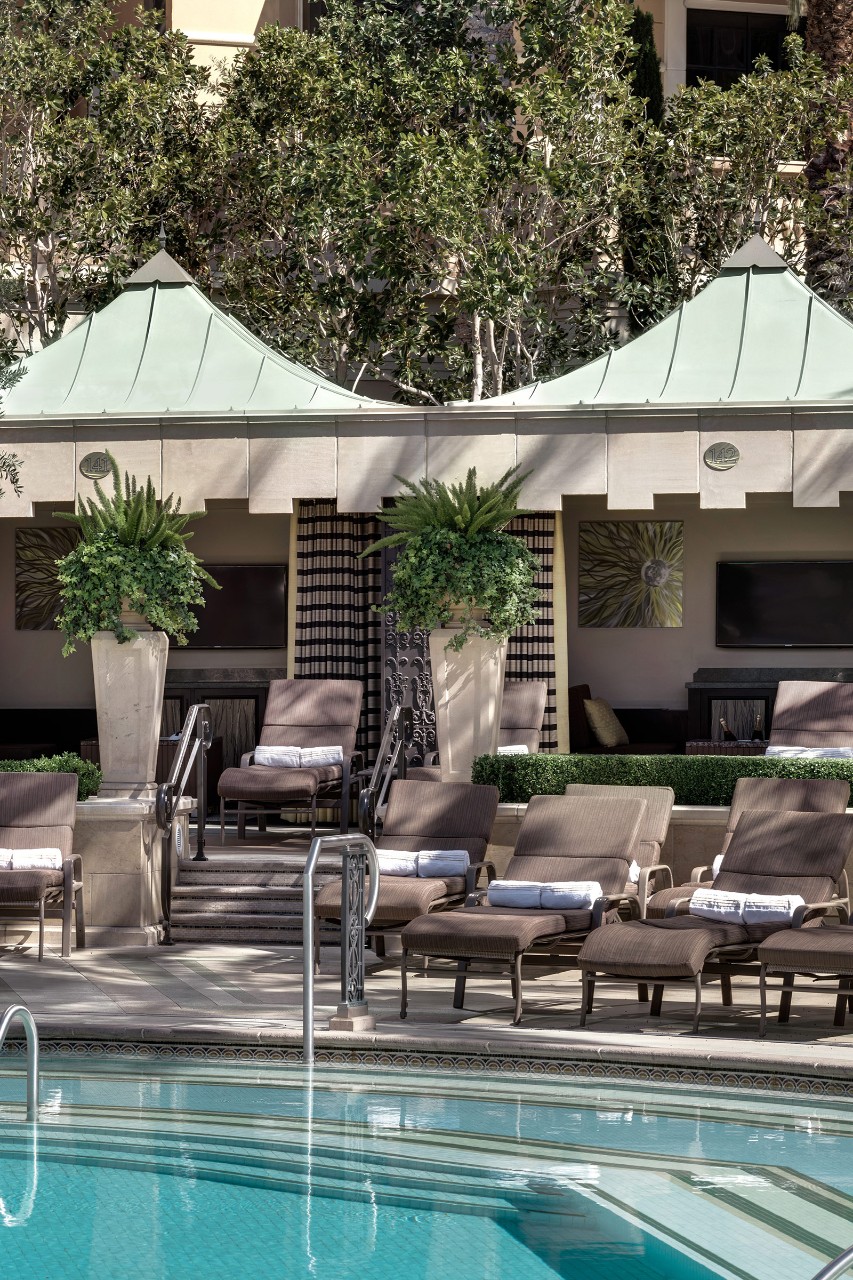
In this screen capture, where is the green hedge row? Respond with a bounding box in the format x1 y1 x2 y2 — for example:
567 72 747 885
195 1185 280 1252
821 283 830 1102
0 753 102 802
471 753 853 807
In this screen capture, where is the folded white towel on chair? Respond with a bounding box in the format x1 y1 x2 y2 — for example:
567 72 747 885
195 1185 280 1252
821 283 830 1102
3 848 64 871
712 853 725 878
539 882 603 910
742 893 805 925
300 745 344 767
375 850 419 877
416 849 470 878
487 880 543 908
254 746 302 768
689 888 748 923
497 744 529 755
765 745 853 758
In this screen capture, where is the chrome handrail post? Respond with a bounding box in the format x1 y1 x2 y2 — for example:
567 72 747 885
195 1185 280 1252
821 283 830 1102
302 834 380 1065
155 703 213 942
0 1005 39 1122
810 1246 853 1280
193 704 211 862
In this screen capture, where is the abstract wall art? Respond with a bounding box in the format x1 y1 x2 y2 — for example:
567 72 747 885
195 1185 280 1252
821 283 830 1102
15 527 79 630
578 520 683 628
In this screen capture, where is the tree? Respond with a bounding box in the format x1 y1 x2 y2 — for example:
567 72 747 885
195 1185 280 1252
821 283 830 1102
617 37 853 330
628 7 663 126
212 0 642 403
0 0 212 357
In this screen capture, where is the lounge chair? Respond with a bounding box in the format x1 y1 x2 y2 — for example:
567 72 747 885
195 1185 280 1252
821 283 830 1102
578 809 853 1032
0 772 83 960
407 680 548 782
563 784 674 917
645 777 850 919
758 922 853 1035
399 793 647 1024
766 679 853 750
217 679 363 839
315 779 499 952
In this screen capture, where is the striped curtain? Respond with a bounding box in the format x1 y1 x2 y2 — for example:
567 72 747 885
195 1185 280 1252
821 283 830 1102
294 500 383 761
506 513 558 751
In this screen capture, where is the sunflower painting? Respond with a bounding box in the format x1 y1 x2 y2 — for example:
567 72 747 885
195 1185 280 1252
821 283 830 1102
578 521 683 628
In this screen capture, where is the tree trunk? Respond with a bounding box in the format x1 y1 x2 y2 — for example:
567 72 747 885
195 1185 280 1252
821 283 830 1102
470 311 483 401
805 0 853 73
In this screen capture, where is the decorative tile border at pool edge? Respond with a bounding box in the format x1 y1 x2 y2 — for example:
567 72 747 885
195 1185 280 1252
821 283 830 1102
2 1038 853 1097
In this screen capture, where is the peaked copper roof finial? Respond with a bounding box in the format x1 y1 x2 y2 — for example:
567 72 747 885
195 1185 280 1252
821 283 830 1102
158 216 167 252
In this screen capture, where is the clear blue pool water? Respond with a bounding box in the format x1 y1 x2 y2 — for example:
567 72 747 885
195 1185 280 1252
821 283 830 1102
0 1058 849 1280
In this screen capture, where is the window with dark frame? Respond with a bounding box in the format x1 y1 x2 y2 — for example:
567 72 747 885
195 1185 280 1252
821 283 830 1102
686 8 803 90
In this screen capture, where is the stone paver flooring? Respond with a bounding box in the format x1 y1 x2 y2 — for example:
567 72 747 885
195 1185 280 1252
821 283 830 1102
1 939 852 1073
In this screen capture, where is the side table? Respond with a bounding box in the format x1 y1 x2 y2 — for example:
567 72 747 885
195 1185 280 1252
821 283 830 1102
686 741 767 756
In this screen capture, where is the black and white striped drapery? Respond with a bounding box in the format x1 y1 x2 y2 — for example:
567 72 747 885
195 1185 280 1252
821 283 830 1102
294 500 383 761
506 513 558 751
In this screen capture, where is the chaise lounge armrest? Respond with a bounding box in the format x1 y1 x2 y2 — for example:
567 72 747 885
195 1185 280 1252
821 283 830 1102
663 895 694 918
241 750 256 768
690 864 714 884
791 899 842 928
465 861 496 896
637 864 672 915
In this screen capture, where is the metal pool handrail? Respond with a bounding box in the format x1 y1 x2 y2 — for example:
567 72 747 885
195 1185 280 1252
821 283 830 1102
0 1004 39 1121
302 834 380 1064
810 1246 853 1280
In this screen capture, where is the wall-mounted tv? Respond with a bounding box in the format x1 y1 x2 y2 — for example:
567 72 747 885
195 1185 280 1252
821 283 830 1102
182 565 286 649
716 561 853 648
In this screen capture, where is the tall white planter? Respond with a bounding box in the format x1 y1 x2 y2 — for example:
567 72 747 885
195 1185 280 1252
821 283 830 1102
429 624 507 784
91 614 168 800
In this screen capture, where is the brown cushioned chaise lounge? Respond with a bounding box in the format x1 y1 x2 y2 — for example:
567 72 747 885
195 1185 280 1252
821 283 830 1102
217 679 363 839
578 809 853 1033
645 777 850 919
564 784 674 917
315 779 499 951
0 772 83 960
399 793 647 1024
767 679 853 749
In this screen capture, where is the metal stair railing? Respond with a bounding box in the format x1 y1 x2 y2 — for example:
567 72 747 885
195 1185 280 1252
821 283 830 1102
809 1246 853 1280
358 704 413 840
155 703 213 945
302 833 380 1064
0 1004 39 1121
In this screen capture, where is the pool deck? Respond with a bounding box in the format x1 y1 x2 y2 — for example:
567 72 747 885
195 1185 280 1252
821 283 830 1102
1 830 852 1090
2 934 853 1089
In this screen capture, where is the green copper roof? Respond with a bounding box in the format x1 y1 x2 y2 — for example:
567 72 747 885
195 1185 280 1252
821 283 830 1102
487 237 853 408
1 251 382 420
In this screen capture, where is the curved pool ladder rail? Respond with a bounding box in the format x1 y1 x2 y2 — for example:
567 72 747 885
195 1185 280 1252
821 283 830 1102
0 1004 39 1121
810 1246 853 1280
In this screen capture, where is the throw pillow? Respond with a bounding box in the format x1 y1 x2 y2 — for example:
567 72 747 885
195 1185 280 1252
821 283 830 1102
583 697 629 749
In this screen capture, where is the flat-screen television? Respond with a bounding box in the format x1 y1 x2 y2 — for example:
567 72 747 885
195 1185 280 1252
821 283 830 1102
716 561 853 647
182 565 287 649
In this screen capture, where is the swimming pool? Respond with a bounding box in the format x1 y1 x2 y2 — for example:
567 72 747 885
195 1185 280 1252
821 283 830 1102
0 1058 849 1280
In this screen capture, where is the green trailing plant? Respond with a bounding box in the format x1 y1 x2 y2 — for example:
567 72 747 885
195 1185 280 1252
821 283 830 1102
0 753 101 802
54 452 217 654
361 466 540 651
471 751 853 807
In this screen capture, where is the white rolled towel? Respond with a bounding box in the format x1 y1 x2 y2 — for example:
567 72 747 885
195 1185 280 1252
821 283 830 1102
375 850 419 877
742 893 805 925
416 849 470 878
487 880 543 908
765 745 853 758
497 744 529 755
712 853 725 879
689 888 748 924
6 848 64 871
628 860 641 884
254 746 302 768
300 745 344 767
540 882 604 910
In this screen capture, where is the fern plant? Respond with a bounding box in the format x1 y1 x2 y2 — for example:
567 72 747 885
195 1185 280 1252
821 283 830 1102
54 452 217 654
362 466 540 650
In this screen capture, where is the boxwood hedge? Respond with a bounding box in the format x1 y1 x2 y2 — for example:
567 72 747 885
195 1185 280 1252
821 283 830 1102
0 752 101 802
471 753 853 807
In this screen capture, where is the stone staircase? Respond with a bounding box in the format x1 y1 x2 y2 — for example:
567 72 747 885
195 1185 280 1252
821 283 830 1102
169 855 344 946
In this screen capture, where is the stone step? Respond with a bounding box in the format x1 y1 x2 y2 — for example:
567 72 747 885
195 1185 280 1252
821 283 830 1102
173 884 301 899
172 896 298 916
169 926 310 945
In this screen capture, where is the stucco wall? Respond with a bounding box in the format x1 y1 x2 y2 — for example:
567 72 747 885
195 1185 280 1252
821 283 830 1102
564 492 853 709
0 502 290 709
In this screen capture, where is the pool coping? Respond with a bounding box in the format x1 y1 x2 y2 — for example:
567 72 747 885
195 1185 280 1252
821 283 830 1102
3 1019 853 1097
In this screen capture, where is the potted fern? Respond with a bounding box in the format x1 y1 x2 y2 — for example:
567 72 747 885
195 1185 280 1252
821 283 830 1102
363 467 539 782
54 454 216 800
